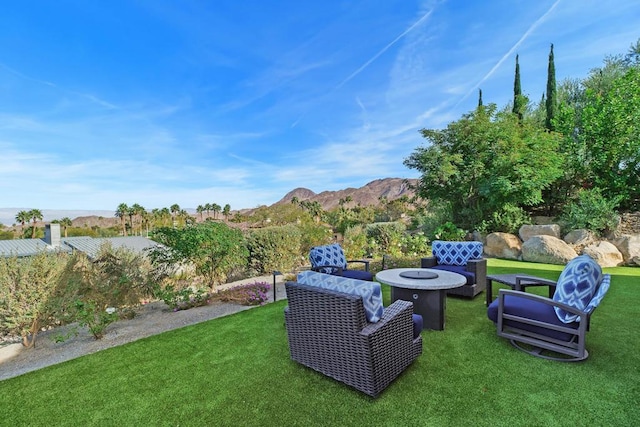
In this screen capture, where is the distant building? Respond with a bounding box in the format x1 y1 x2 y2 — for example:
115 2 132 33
0 223 158 259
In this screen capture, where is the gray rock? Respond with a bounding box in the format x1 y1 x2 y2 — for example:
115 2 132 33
582 241 624 267
519 224 561 242
484 232 522 260
610 234 640 265
521 235 578 265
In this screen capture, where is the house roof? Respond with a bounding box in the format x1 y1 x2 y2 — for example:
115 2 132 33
0 236 158 258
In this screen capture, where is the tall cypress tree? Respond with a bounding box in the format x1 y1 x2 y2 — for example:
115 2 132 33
545 43 557 131
513 54 523 121
478 89 483 107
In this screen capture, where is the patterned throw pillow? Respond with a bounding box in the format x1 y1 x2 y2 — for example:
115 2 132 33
297 270 384 322
553 254 603 323
432 241 483 266
309 244 348 274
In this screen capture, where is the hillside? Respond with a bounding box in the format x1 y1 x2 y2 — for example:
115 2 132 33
0 178 418 228
273 178 418 211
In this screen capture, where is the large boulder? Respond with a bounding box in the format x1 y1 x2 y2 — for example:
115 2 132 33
564 229 597 253
519 224 561 242
582 241 624 267
610 235 640 265
521 235 578 265
484 232 522 260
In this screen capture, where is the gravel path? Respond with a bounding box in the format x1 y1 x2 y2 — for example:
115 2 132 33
0 276 287 381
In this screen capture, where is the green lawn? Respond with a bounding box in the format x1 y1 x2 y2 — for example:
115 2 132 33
0 259 638 426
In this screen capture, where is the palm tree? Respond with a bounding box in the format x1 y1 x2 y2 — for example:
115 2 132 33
59 217 72 237
211 203 221 219
130 203 145 235
196 205 205 221
115 203 129 236
222 204 231 220
15 210 30 234
28 209 43 238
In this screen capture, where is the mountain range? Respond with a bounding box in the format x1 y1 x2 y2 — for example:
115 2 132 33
0 178 417 227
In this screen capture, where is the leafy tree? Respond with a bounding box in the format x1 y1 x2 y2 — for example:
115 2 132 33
545 44 557 131
150 221 248 287
404 104 563 231
512 54 526 121
580 66 640 210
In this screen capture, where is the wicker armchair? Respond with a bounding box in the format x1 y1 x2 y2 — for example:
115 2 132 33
284 281 422 397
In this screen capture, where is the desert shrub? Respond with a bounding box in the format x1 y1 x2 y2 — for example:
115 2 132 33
431 221 466 241
560 188 622 235
365 222 406 257
342 225 368 258
246 225 302 275
150 221 249 287
400 232 429 257
215 281 271 306
49 244 158 340
0 251 68 347
296 222 333 254
482 203 531 234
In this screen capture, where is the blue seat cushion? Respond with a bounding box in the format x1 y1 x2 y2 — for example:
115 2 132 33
412 314 423 339
337 269 374 282
487 295 579 342
430 265 475 285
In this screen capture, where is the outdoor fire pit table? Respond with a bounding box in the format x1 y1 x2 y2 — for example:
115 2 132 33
376 268 465 331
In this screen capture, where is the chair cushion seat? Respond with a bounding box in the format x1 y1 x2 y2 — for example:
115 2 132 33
430 265 475 285
412 314 423 339
487 295 579 341
338 269 374 281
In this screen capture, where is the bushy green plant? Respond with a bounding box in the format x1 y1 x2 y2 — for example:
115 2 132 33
483 203 531 234
342 225 368 258
0 251 68 347
150 221 249 287
400 232 429 257
365 222 406 257
246 225 302 275
560 188 622 235
154 285 209 311
72 300 119 339
431 221 466 241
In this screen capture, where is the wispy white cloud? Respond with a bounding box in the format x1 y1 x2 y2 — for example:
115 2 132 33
456 0 562 107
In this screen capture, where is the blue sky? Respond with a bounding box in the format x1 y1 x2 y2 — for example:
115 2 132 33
1 0 638 213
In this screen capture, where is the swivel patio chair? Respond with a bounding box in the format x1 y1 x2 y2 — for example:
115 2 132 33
487 254 610 361
309 243 373 281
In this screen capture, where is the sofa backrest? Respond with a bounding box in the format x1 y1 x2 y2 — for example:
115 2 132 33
432 240 483 266
297 270 384 322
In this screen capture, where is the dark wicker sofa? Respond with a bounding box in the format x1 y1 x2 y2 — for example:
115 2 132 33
284 281 422 397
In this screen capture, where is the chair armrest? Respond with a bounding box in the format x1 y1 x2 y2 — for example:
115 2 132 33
310 265 343 275
421 256 437 268
497 289 589 323
346 259 370 272
466 258 487 287
360 299 414 337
